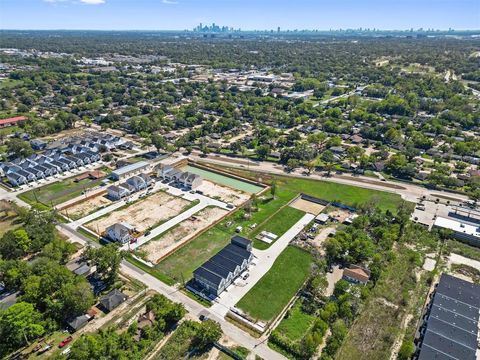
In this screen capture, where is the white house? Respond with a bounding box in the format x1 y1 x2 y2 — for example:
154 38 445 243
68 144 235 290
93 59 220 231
126 175 147 191
106 222 136 244
107 185 131 200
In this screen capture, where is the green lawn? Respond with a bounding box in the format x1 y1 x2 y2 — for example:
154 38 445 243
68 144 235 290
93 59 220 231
211 166 405 214
155 225 234 283
249 205 305 249
273 300 316 343
236 246 313 322
18 176 104 207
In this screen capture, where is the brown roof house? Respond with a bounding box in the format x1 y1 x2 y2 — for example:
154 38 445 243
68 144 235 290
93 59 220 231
342 265 371 285
134 311 156 341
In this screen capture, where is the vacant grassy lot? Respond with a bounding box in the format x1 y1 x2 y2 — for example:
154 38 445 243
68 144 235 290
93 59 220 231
249 205 305 249
210 165 405 214
0 204 21 237
236 246 313 322
273 299 316 343
19 176 104 206
445 239 480 262
155 225 233 283
335 246 422 360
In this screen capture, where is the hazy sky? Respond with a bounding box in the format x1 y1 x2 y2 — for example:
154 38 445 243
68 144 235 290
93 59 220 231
0 0 479 31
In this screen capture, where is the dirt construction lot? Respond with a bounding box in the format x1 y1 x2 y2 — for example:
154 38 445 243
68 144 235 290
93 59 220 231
62 194 112 220
327 207 355 223
87 191 190 234
195 179 250 206
140 206 228 264
290 197 325 215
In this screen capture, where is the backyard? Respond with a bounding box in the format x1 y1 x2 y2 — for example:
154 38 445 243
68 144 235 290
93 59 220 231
18 174 105 207
236 246 313 322
154 225 233 283
271 299 316 343
249 205 305 249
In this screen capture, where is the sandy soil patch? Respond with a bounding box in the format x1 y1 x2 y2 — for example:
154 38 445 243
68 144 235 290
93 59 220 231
422 257 436 272
62 194 112 219
87 191 190 234
327 208 354 223
311 226 336 253
289 197 325 215
141 206 228 263
195 179 250 206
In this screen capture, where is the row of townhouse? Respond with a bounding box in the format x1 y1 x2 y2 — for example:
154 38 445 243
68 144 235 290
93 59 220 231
192 236 253 297
157 165 202 189
107 173 153 200
0 148 101 187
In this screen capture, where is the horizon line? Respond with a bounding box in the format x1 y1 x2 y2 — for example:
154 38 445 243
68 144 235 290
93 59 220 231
1 28 479 32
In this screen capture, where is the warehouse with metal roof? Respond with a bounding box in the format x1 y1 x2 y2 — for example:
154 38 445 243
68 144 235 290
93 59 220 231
111 161 150 180
414 273 480 360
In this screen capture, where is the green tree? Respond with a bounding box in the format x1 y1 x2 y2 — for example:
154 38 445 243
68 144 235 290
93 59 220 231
0 302 45 353
270 179 277 199
83 244 124 285
0 228 31 260
255 144 270 160
6 138 33 158
151 133 167 152
194 320 222 348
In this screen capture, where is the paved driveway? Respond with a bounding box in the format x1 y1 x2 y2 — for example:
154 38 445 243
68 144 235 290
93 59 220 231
210 213 315 317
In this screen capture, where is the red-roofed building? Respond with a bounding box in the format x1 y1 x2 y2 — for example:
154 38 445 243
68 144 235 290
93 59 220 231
342 265 371 285
0 116 28 128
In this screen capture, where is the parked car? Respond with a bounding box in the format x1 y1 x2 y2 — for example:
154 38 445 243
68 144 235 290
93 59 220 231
242 273 250 280
58 336 73 348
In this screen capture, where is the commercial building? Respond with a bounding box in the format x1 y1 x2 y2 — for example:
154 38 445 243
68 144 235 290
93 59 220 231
111 161 150 181
414 273 480 360
193 236 253 297
433 216 480 247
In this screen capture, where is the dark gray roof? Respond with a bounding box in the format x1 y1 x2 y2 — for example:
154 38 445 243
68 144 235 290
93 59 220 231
201 259 232 280
68 314 90 331
231 235 251 249
223 243 252 261
418 274 480 360
210 253 240 274
193 266 224 287
99 289 127 312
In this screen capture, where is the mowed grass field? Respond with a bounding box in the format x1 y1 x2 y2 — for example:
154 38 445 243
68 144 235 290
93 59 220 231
210 165 406 214
19 176 104 206
236 246 313 322
154 225 233 283
249 205 305 249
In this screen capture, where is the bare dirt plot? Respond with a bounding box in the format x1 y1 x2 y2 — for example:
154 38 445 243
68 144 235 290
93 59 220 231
327 207 354 223
62 194 112 220
311 226 336 253
87 191 190 234
195 179 250 206
289 197 325 215
140 206 228 264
